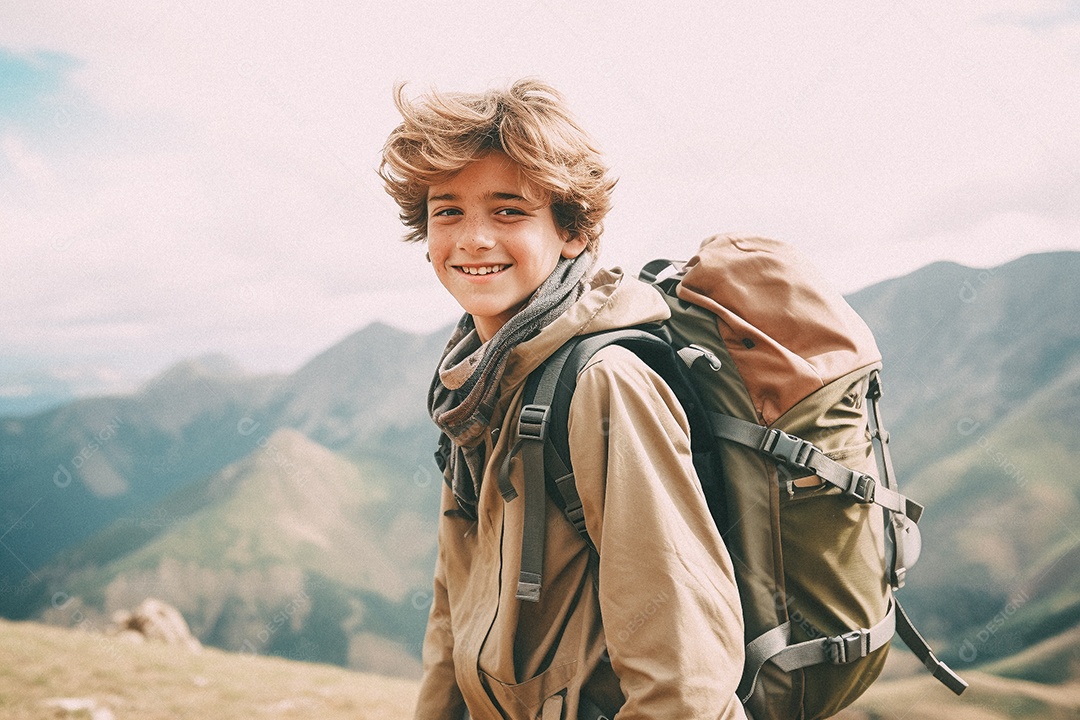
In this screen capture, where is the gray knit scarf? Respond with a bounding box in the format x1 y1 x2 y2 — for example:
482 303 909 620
428 253 594 518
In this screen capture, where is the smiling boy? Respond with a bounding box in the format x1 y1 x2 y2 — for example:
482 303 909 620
426 153 588 342
380 79 746 720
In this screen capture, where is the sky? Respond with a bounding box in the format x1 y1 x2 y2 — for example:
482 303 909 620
2 1 1079 394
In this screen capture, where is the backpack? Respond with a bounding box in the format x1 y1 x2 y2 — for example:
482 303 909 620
503 234 967 719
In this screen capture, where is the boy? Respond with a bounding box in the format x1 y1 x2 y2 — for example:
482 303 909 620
380 79 746 720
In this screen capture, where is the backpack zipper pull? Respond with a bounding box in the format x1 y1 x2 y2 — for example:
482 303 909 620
677 344 722 371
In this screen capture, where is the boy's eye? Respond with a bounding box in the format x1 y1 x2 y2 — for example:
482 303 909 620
495 207 526 216
432 208 462 217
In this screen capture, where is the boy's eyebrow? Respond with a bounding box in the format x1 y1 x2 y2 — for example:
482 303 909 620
427 191 531 204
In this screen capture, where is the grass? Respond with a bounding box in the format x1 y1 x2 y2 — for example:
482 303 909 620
835 670 1080 720
6 616 1079 720
0 618 418 719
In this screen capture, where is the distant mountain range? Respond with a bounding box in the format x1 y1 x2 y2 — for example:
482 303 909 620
2 251 1078 695
0 356 147 418
845 252 1080 674
0 322 447 675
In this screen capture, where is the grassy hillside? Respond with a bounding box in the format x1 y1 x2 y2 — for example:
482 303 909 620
837 668 1080 720
0 618 418 720
982 623 1080 685
837 622 1080 719
5 616 1078 720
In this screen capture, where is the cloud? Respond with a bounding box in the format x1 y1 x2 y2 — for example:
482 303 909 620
982 0 1080 29
1 1 1079 383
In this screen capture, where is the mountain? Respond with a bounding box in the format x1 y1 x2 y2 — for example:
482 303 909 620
26 428 437 677
0 325 447 594
846 252 1080 477
0 355 145 418
845 252 1080 673
2 252 1079 702
0 364 76 417
0 322 448 675
0 354 285 586
261 322 450 456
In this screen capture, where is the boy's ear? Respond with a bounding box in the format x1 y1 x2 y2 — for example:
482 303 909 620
561 233 589 259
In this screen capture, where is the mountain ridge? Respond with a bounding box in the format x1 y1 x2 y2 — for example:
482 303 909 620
2 251 1078 698
0 320 443 589
27 426 435 677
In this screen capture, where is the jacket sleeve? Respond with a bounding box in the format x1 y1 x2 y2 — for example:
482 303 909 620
412 483 468 720
568 345 747 719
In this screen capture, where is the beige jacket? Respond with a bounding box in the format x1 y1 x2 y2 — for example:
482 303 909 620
414 268 746 720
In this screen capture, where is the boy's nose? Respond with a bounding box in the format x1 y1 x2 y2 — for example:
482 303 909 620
458 219 496 252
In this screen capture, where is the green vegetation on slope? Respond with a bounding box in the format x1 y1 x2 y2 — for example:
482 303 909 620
21 428 438 677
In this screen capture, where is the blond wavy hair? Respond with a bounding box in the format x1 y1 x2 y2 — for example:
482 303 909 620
379 78 616 253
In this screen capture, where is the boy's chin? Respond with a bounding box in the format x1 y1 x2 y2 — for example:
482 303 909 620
461 306 528 341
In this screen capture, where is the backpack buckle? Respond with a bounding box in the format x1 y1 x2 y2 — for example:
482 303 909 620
518 404 551 442
827 628 870 664
762 429 815 469
845 473 877 504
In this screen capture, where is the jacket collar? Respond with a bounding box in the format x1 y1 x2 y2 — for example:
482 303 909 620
500 267 671 391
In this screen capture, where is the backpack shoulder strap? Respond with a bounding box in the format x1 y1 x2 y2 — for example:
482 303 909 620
505 326 717 602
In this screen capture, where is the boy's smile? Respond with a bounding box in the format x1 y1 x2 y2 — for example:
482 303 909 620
426 152 587 342
456 264 508 276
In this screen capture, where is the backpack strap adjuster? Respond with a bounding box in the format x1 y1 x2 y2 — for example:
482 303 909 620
845 473 877 504
518 404 551 442
826 627 871 664
761 428 816 468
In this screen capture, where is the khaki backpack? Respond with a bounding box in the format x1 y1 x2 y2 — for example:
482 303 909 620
506 234 967 719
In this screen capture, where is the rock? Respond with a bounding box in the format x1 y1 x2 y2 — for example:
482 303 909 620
43 697 116 720
107 598 201 652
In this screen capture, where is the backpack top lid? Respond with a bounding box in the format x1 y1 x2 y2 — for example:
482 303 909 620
676 234 881 425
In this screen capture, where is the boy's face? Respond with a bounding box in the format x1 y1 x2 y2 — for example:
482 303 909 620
426 152 587 342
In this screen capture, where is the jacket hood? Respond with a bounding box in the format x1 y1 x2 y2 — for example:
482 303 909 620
501 267 670 391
